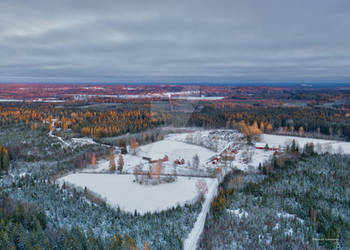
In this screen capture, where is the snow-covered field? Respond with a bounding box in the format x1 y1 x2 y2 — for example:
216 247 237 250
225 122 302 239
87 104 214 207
90 137 217 175
52 127 350 176
59 174 215 215
138 139 214 166
260 134 350 154
166 130 239 153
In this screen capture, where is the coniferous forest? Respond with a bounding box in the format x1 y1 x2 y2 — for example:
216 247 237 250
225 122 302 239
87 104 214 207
200 152 350 249
0 94 349 249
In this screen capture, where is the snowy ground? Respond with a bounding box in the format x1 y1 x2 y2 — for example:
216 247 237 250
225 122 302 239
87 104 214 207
183 178 218 250
49 119 97 148
138 139 213 164
260 134 350 154
88 137 217 176
167 130 274 171
55 129 350 249
166 129 242 153
59 174 215 215
71 137 96 145
227 208 249 218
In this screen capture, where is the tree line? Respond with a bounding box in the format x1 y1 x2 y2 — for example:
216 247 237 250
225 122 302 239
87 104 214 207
1 103 350 141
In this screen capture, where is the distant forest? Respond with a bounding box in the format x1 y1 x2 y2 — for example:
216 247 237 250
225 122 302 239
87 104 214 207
1 101 350 141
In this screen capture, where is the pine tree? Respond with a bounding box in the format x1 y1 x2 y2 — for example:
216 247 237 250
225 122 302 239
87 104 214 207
120 140 127 154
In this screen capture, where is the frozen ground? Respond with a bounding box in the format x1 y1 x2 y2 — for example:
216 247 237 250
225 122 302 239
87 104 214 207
59 174 215 215
49 119 97 148
166 129 243 153
56 129 350 249
71 137 96 145
260 134 350 154
184 178 218 250
88 137 217 175
138 139 214 165
168 130 274 170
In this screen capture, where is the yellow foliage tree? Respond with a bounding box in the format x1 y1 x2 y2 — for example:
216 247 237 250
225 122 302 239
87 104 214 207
130 139 138 155
266 123 273 132
49 121 53 132
91 153 96 167
109 151 116 172
143 241 150 250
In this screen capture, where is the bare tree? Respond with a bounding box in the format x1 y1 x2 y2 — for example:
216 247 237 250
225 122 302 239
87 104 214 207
196 179 208 200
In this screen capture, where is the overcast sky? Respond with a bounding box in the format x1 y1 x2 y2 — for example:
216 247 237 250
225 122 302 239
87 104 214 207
0 0 350 84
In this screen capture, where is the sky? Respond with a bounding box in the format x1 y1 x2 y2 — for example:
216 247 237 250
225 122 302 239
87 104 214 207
0 0 350 84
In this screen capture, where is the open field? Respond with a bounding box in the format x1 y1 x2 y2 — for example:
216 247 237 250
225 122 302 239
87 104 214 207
88 135 217 175
60 174 215 215
260 134 350 154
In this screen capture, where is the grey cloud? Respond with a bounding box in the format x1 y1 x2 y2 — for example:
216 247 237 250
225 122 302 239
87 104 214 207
0 0 350 83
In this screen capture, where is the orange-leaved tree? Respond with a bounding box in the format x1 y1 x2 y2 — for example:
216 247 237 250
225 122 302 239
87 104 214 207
109 151 116 172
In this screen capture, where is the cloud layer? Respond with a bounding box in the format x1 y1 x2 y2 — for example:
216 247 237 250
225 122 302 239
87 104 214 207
1 0 350 83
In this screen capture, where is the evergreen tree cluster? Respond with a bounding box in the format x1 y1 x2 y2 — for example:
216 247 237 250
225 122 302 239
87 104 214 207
0 190 142 249
0 125 202 249
0 145 10 174
200 153 350 249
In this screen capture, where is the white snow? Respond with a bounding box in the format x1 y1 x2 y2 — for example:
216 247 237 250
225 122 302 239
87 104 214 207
48 119 96 148
54 129 350 249
168 130 274 171
227 208 249 218
59 174 215 215
138 139 215 165
90 137 217 175
276 212 304 224
48 129 70 147
260 134 350 154
184 178 218 250
285 228 294 236
71 137 96 145
175 96 225 100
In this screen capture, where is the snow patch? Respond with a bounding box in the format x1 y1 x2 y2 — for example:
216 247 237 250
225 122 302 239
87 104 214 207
227 208 248 218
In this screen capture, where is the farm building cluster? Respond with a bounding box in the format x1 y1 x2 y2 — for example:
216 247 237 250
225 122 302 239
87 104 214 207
209 149 238 165
142 155 186 166
142 155 169 164
255 142 279 155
